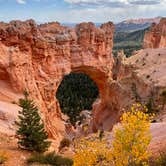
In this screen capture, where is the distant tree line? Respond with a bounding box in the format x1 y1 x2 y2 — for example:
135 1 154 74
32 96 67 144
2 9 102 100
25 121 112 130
113 27 149 57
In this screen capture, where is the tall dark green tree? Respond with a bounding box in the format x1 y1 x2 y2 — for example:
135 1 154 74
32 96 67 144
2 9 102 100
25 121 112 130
16 91 51 153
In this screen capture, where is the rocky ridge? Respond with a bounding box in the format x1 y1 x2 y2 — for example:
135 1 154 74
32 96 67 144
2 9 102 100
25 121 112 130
144 18 166 48
0 20 114 140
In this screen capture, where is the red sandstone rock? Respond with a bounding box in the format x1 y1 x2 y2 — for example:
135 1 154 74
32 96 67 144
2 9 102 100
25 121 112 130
0 19 165 149
0 20 115 141
91 47 166 132
144 18 166 48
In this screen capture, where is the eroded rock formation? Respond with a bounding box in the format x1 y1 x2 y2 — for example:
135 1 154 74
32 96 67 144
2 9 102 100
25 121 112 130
0 18 166 149
0 20 115 140
92 18 166 133
144 18 166 48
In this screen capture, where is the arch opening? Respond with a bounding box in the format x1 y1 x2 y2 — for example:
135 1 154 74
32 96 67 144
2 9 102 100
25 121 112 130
56 72 99 126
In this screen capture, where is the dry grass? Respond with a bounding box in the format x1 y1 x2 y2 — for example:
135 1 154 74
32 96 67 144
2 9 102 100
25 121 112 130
0 150 8 164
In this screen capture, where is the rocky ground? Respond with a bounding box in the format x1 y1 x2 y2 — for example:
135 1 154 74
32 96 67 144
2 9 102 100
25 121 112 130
125 48 166 122
0 132 59 166
0 80 22 135
0 132 30 166
150 123 166 155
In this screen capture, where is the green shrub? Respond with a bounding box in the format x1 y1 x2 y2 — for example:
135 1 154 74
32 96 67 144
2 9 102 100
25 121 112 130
146 97 159 115
27 151 73 166
157 152 166 166
59 138 71 151
161 90 166 108
131 83 141 102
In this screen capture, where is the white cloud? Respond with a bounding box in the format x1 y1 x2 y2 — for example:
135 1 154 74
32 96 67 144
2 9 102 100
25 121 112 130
16 0 26 4
61 0 166 23
129 0 162 5
65 0 129 7
2 0 165 23
57 0 166 23
64 0 164 7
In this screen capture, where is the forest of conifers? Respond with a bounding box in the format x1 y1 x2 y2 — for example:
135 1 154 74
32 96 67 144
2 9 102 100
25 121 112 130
56 73 99 125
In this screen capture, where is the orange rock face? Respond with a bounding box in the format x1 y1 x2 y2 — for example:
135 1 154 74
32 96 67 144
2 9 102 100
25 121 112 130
144 18 166 48
0 20 115 140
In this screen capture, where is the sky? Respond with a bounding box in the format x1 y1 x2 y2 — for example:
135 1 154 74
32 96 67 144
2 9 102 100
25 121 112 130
0 0 165 23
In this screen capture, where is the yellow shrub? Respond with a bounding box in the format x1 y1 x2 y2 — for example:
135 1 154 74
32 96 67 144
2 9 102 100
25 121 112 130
112 104 153 166
0 150 9 164
73 136 112 166
73 104 153 166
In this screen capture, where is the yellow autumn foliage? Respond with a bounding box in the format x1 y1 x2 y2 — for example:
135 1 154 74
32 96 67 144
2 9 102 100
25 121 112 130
73 104 153 166
112 103 153 166
73 134 112 166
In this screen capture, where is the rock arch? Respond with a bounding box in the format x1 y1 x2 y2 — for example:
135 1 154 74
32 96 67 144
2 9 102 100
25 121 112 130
0 20 116 140
71 66 108 98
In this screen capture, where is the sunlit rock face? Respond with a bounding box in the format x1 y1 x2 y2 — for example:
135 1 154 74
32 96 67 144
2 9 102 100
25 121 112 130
0 20 115 140
144 18 166 48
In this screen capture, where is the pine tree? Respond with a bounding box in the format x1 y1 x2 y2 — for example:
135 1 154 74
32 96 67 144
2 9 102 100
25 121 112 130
16 91 51 153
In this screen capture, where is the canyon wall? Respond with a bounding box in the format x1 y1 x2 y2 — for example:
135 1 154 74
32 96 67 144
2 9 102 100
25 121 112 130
0 20 115 140
144 18 166 48
92 18 166 132
1 18 166 143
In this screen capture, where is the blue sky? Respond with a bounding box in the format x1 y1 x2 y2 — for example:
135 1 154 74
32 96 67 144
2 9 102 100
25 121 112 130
0 0 165 23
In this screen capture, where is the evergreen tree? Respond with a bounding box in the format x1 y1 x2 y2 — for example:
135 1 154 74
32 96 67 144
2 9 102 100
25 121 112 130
15 92 51 153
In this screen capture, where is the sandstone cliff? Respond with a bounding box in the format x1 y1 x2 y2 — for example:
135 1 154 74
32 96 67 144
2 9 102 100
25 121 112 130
144 18 166 48
0 19 166 152
0 20 114 140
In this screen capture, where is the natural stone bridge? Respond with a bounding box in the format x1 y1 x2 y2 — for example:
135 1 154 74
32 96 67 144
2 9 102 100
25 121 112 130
0 20 123 140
